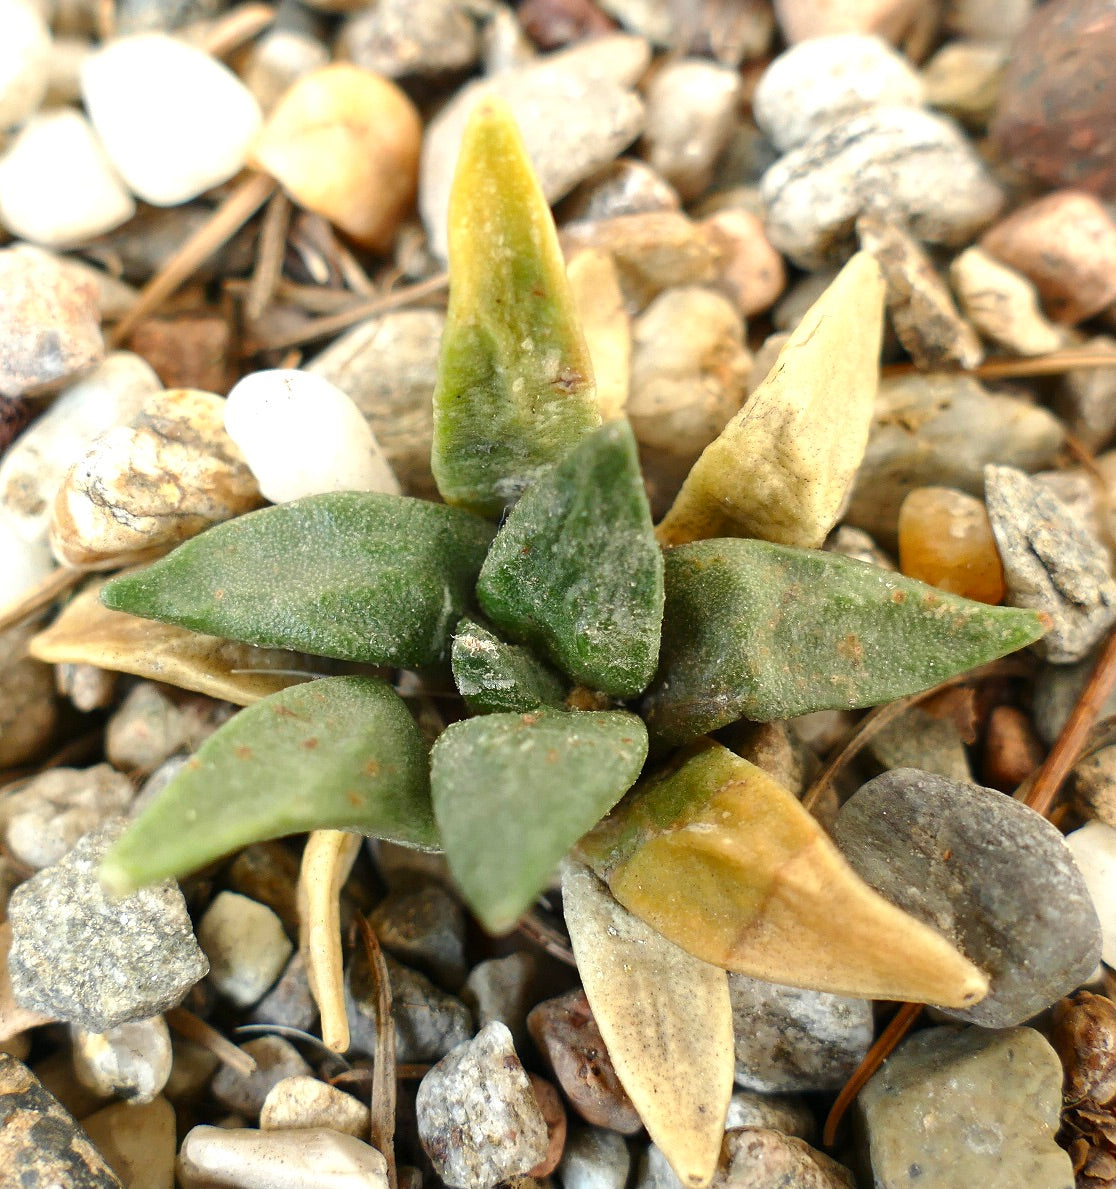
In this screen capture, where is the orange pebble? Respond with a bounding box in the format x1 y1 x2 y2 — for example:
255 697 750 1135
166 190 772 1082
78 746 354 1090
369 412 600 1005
897 486 1006 604
982 704 1045 792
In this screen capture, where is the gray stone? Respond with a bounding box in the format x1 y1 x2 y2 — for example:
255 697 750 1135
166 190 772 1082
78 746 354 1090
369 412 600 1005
865 706 972 783
7 819 208 1031
368 881 467 991
845 372 1064 546
560 159 681 224
725 1090 815 1140
0 1052 122 1187
114 0 223 34
347 951 473 1064
71 1014 172 1104
833 769 1101 1026
717 1129 854 1188
339 0 479 78
461 952 539 1057
420 35 649 260
985 464 1116 664
1071 728 1116 829
728 972 872 1093
1054 336 1116 451
761 106 1004 271
858 1025 1073 1189
210 1035 313 1121
416 1021 549 1189
242 29 330 115
250 951 319 1033
557 1124 631 1189
105 682 200 776
0 764 134 870
1033 651 1116 746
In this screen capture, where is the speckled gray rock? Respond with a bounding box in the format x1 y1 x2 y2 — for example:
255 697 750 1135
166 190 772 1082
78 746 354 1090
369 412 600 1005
754 34 923 153
209 1035 313 1121
338 0 479 78
416 1021 548 1189
0 764 133 870
729 972 872 1093
558 1124 631 1189
7 819 208 1031
420 35 649 260
985 464 1116 664
858 1025 1073 1189
725 1090 815 1140
368 881 467 991
0 1052 122 1188
71 1014 172 1104
347 951 472 1064
761 106 1004 270
845 372 1064 545
460 951 538 1057
833 769 1101 1026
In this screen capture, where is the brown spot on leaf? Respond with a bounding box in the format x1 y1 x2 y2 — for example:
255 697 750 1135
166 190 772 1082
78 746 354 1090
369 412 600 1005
301 737 319 750
364 758 380 777
235 744 253 760
836 634 864 664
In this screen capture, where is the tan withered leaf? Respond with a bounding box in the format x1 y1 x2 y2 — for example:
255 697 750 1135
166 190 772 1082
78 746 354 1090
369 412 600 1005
566 247 630 423
656 252 885 549
563 860 733 1189
579 742 989 1008
29 582 325 706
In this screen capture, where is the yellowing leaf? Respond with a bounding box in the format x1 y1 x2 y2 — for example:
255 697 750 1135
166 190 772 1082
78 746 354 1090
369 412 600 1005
656 252 885 548
567 248 630 423
580 743 989 1008
563 860 732 1189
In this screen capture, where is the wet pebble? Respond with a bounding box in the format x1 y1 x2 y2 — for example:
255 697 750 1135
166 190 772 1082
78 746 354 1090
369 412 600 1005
260 1074 371 1137
81 1095 177 1189
197 891 293 1009
858 1025 1073 1189
558 1124 631 1189
71 1013 172 1103
1066 821 1116 968
210 1036 313 1120
339 0 479 79
417 1021 549 1189
833 769 1101 1026
728 972 872 1093
761 106 1004 270
754 34 923 154
7 819 208 1031
984 464 1116 664
0 0 49 130
368 880 467 991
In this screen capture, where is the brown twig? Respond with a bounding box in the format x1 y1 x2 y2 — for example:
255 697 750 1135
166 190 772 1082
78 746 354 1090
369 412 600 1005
517 908 576 966
357 914 397 1189
881 348 1116 381
165 1006 257 1076
245 190 292 322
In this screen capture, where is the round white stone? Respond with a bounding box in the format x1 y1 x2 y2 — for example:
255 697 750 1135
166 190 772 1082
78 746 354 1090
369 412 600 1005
196 891 293 1008
72 1014 173 1104
81 33 262 206
0 108 135 247
224 369 400 503
0 0 50 130
1067 820 1116 968
0 508 54 608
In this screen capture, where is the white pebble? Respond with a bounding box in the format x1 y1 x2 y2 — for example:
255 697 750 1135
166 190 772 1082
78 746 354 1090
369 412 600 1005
72 1014 173 1104
196 891 293 1008
0 108 134 247
1067 820 1116 968
224 369 400 503
260 1076 371 1138
81 33 262 206
0 510 54 609
0 0 50 130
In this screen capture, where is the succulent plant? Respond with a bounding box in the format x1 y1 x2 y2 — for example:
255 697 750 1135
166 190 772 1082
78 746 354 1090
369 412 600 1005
92 98 1047 1184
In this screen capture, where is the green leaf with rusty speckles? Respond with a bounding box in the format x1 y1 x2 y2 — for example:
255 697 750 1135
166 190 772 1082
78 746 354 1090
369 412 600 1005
430 97 600 519
477 421 664 697
100 492 494 670
99 676 435 894
451 616 567 714
642 539 1046 748
430 708 647 934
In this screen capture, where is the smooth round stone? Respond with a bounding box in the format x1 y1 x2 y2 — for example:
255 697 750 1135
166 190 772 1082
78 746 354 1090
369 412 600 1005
0 108 133 248
72 1014 173 1103
897 486 1005 604
774 0 922 43
558 1125 631 1189
0 0 50 129
196 891 293 1008
81 33 262 206
560 159 679 223
0 512 54 609
1066 821 1116 968
81 1096 176 1189
950 246 1067 357
922 39 1008 129
754 34 923 153
260 1075 371 1138
224 369 400 503
725 1090 815 1140
250 64 421 252
761 106 1004 271
210 1037 312 1120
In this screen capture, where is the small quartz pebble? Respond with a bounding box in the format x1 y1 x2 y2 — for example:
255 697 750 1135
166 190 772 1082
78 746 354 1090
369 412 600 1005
210 1037 313 1120
761 106 1004 270
0 620 56 767
527 990 642 1134
421 34 649 260
714 1129 854 1189
980 191 1116 325
224 369 400 503
950 246 1067 357
250 65 422 252
558 1125 631 1189
725 1090 815 1140
897 486 1005 604
106 682 206 775
461 951 539 1057
416 1021 549 1189
338 0 480 79
7 819 208 1031
639 58 741 202
0 1052 122 1188
0 0 50 129
984 464 1116 664
0 763 134 870
753 34 923 153
858 1025 1073 1189
0 351 161 543
71 1013 173 1103
0 108 134 248
699 210 786 317
197 891 293 1009
561 158 680 223
833 769 1102 1027
260 1075 371 1138
922 39 1007 128
857 213 983 370
81 1095 176 1189
773 0 922 43
0 244 103 399
367 881 467 991
177 1125 389 1189
81 33 262 206
1066 822 1116 968
728 972 871 1093
1055 337 1116 450
50 388 262 569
